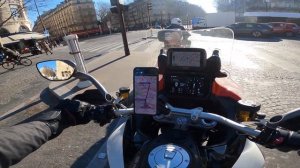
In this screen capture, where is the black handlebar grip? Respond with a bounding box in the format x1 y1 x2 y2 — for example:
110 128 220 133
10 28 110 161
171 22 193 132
88 104 114 126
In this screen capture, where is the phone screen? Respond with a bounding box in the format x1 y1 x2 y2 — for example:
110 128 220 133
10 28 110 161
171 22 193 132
134 68 158 115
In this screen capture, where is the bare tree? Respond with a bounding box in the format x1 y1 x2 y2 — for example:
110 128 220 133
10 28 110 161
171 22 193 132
96 1 111 23
0 0 32 28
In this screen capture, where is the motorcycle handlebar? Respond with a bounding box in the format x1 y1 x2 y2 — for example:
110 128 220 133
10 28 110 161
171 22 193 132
112 106 261 137
199 112 261 137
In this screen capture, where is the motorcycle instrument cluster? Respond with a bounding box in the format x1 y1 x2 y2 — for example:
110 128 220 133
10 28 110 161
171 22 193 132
163 48 210 99
166 75 208 97
167 48 206 71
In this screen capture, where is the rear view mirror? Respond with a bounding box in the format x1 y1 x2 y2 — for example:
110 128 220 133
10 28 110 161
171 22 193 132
36 60 75 81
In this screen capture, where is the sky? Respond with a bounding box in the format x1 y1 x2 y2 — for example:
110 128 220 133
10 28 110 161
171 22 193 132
188 0 217 13
28 0 217 24
37 61 56 70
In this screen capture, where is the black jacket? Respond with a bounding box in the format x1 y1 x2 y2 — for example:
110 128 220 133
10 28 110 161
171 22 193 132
0 121 52 168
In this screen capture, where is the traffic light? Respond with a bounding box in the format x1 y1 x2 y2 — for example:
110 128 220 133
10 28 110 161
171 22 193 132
147 2 152 11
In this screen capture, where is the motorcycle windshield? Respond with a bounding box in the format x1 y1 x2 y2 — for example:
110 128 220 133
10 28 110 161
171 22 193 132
157 27 234 65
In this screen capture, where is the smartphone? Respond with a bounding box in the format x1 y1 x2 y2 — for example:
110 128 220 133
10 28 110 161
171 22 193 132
134 67 158 115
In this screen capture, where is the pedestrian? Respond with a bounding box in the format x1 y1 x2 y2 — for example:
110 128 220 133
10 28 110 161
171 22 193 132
49 42 53 50
53 41 57 48
39 40 53 55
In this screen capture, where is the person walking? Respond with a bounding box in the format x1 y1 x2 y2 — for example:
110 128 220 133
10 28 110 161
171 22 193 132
39 41 53 55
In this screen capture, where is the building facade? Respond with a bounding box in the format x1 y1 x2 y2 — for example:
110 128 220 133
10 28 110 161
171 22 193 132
33 0 98 39
0 0 31 36
218 0 300 14
56 61 74 80
111 0 205 30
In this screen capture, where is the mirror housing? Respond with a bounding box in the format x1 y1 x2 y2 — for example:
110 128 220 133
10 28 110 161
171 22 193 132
36 60 76 81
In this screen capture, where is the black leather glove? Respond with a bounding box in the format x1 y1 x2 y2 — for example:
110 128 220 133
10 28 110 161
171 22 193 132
88 104 115 126
56 99 92 126
56 99 115 126
34 99 115 139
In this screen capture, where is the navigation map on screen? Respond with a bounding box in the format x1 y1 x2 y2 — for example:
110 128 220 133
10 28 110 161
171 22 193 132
134 76 157 115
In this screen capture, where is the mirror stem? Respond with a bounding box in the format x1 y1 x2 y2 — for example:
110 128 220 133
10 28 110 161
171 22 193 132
74 72 113 102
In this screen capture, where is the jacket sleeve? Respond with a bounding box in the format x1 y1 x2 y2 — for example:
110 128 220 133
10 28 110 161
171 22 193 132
0 121 52 168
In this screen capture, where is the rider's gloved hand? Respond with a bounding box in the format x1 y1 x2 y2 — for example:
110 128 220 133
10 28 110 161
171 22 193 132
40 99 115 138
87 104 115 126
56 99 93 125
56 99 115 126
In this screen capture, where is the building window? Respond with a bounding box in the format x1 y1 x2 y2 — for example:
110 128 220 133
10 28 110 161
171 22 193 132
10 4 22 19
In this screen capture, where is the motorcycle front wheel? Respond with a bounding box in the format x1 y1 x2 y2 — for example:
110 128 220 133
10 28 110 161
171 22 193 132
2 61 15 70
19 58 32 66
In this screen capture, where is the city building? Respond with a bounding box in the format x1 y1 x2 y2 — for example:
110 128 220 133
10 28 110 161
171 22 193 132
0 0 32 36
218 0 300 14
110 0 205 30
56 61 74 80
33 0 98 40
217 0 300 23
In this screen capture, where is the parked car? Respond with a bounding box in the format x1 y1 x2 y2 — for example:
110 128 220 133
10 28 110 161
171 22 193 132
268 22 299 37
227 22 273 38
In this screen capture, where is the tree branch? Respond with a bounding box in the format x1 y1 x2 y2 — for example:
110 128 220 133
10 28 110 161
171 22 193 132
0 4 26 28
0 0 7 8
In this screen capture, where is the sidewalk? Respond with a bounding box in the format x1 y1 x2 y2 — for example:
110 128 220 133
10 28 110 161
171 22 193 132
49 39 162 100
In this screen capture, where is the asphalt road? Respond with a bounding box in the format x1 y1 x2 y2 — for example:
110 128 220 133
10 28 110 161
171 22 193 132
228 36 300 168
0 32 300 168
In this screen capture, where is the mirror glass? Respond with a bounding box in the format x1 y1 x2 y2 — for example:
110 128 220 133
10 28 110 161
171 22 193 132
36 60 75 81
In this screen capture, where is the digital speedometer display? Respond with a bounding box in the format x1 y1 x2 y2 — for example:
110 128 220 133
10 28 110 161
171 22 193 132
172 51 201 67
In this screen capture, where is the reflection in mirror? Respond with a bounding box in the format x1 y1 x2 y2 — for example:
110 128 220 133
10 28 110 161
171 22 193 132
36 60 75 81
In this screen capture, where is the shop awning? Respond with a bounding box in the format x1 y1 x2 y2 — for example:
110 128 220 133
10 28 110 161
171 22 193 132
1 32 47 45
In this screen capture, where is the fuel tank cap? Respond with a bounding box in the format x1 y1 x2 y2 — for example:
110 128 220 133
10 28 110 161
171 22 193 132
148 144 190 168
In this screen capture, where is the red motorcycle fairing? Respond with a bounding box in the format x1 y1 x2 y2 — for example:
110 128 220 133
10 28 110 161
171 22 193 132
212 77 242 101
158 75 242 101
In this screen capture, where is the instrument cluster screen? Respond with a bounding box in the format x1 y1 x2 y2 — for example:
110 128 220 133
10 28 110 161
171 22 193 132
168 75 207 97
172 51 202 68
